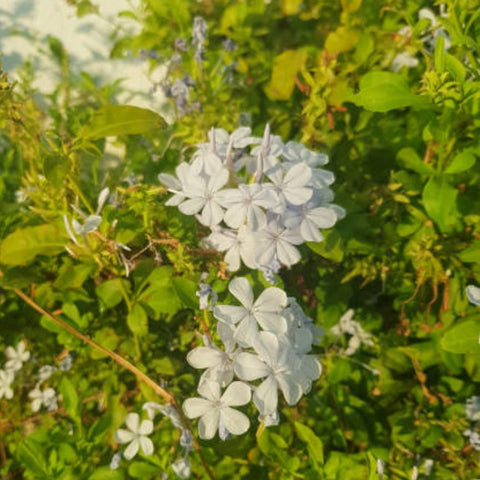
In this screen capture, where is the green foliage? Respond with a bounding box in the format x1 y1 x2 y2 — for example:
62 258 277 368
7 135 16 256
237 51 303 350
1 0 480 478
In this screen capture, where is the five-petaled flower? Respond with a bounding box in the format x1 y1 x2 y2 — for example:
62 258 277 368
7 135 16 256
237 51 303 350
114 412 154 460
183 380 251 440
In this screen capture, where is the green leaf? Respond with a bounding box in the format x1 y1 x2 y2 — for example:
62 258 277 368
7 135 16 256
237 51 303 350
307 229 344 262
459 242 480 263
265 49 307 100
444 53 466 82
422 175 458 232
0 223 67 266
59 377 81 424
127 303 149 336
79 105 167 140
294 422 324 466
90 467 125 480
396 148 433 175
434 34 445 73
91 328 120 359
96 279 128 309
347 72 431 112
172 277 199 309
128 461 163 478
441 318 480 354
325 27 360 55
16 439 49 476
444 149 476 174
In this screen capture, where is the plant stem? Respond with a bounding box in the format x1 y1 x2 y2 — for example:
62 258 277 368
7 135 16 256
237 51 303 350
12 287 216 480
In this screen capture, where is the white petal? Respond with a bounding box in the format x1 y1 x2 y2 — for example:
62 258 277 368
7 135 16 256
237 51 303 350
183 398 213 419
197 379 221 401
276 240 301 267
284 162 312 187
467 285 480 306
277 374 303 406
187 347 224 369
139 436 154 456
229 277 254 308
234 352 269 381
253 375 279 416
300 219 323 242
138 420 154 436
214 305 248 324
179 197 205 215
82 215 102 233
283 186 313 205
308 207 337 228
253 332 280 367
221 381 251 406
123 439 139 460
224 203 247 229
255 287 287 312
115 428 136 444
198 409 220 440
125 413 140 433
207 167 229 193
221 407 250 436
224 245 241 271
234 315 259 347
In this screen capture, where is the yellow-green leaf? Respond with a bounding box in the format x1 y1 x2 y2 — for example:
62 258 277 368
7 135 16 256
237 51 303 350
0 223 67 266
79 105 167 140
265 50 307 100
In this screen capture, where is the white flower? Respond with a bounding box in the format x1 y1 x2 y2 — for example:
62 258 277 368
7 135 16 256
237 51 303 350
214 277 288 347
5 340 30 372
331 309 374 356
29 387 58 412
172 457 191 479
183 380 251 440
196 273 217 310
266 162 313 207
187 322 238 387
283 202 338 243
0 369 14 400
37 365 57 384
466 396 480 422
391 52 419 72
282 141 328 167
217 183 277 231
206 225 257 271
64 187 109 244
234 331 303 416
467 285 480 306
255 216 304 269
109 452 122 470
58 353 73 371
178 161 229 226
143 401 183 429
114 412 154 460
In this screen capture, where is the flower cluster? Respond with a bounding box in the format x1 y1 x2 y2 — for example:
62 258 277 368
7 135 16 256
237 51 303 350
464 396 480 451
182 277 322 439
159 125 344 279
113 402 193 478
0 341 30 400
330 309 374 356
0 341 70 412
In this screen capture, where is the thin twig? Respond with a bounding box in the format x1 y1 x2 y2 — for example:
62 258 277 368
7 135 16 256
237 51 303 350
11 287 215 480
14 287 173 403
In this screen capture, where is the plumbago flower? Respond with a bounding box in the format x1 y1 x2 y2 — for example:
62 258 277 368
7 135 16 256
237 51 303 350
5 340 30 372
159 124 343 277
184 276 322 437
114 412 154 460
64 187 110 246
183 380 251 440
